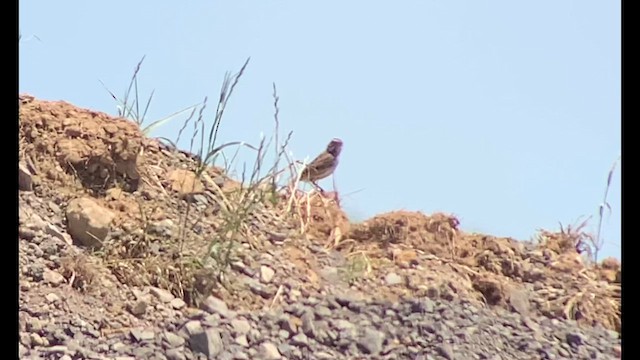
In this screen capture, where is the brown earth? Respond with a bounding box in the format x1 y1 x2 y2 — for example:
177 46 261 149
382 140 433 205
18 94 621 338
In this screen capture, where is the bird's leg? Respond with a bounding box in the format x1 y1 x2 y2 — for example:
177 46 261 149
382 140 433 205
311 181 326 194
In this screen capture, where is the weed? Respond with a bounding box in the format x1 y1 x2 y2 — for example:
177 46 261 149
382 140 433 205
592 155 620 263
99 55 201 135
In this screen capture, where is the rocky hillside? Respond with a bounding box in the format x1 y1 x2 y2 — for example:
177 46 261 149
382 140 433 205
19 94 621 359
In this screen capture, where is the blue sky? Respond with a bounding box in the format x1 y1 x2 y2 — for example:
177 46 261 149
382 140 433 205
19 1 621 260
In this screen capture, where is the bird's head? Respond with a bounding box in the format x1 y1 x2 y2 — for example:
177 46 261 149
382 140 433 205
326 138 343 157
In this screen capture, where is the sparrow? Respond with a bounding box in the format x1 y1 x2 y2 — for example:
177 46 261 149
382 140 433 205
299 138 343 192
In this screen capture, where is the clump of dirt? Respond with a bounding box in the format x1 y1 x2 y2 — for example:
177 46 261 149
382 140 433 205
343 210 620 332
18 94 620 334
19 94 142 194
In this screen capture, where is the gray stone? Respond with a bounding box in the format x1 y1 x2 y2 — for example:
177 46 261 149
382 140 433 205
19 227 38 241
566 332 585 347
20 332 31 347
128 300 148 316
278 316 298 334
43 345 68 354
26 317 44 332
150 287 176 303
332 319 355 331
384 272 403 286
111 342 127 352
291 333 309 347
202 314 222 327
19 163 34 191
436 344 455 360
301 311 316 338
30 333 46 346
43 270 65 286
231 318 251 335
18 343 27 358
45 224 72 245
411 298 435 313
130 329 155 342
45 293 61 303
166 348 187 360
260 266 275 283
235 335 249 347
171 298 186 309
249 283 276 299
314 305 332 318
66 197 116 248
201 296 232 318
164 331 186 348
259 342 281 359
183 320 203 336
132 347 155 359
357 328 385 355
233 351 249 360
189 329 223 357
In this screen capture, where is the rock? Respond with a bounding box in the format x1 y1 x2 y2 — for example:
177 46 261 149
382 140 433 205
19 226 38 241
314 306 332 318
128 300 148 316
130 329 155 342
19 343 28 357
201 296 232 318
411 298 435 313
24 318 42 334
437 343 455 360
508 287 530 316
301 311 316 338
258 342 281 360
19 163 34 191
235 335 249 347
149 219 175 237
183 320 203 337
168 169 204 196
249 282 276 299
279 316 300 334
231 318 252 335
319 266 341 283
260 266 275 283
66 197 115 248
170 298 186 309
189 329 223 358
163 331 186 348
166 348 187 360
384 272 403 286
30 333 46 346
45 224 72 245
111 342 127 352
45 293 60 303
43 345 68 354
332 319 355 331
43 269 65 286
149 287 175 303
290 333 309 347
566 332 585 347
132 347 154 359
357 328 385 355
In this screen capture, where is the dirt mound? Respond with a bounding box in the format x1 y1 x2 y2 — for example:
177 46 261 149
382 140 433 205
18 94 620 338
343 211 620 332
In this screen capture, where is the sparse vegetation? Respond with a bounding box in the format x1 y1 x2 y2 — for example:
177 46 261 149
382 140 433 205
97 56 318 305
99 55 202 136
534 155 620 266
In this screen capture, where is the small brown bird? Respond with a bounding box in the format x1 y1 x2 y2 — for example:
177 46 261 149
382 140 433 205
299 138 343 192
